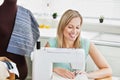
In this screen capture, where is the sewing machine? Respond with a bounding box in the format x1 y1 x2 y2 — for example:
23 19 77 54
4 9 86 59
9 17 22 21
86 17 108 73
31 47 85 80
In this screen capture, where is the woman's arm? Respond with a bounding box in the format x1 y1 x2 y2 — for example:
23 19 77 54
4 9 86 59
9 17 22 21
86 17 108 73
87 42 112 79
45 42 50 47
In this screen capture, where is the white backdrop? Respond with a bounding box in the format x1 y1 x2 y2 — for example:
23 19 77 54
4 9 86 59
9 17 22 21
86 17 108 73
17 0 120 19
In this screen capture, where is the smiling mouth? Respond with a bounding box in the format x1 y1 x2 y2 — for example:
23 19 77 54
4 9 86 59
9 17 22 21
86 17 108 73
69 34 76 38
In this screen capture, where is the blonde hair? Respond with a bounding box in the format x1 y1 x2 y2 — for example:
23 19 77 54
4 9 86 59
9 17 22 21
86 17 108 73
57 9 83 48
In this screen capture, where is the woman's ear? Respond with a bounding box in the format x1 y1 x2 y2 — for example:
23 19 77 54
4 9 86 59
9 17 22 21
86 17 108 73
0 0 4 6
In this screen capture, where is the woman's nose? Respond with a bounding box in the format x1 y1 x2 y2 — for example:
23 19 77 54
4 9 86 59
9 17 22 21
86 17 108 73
72 28 77 34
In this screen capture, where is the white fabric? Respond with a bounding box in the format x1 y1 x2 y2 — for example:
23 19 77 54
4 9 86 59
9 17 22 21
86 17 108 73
0 61 9 80
8 61 19 77
52 72 89 80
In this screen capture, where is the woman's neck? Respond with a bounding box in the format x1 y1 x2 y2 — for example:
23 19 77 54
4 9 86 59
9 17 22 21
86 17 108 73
63 40 74 48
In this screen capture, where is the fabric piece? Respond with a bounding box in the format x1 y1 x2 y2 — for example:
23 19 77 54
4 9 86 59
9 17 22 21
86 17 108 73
52 72 88 80
0 61 9 80
7 6 40 56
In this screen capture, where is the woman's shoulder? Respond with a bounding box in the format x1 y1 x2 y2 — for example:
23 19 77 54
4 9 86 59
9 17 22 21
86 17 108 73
48 37 57 47
48 37 57 42
81 38 90 44
80 38 91 55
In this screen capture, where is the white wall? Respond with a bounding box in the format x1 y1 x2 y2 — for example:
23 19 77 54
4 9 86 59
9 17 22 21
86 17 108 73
17 0 120 19
17 0 120 34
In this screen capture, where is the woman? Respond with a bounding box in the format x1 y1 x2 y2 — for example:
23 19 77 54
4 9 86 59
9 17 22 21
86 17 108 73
45 9 112 80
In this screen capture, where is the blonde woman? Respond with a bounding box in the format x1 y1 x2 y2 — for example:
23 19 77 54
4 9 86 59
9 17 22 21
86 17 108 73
45 9 112 80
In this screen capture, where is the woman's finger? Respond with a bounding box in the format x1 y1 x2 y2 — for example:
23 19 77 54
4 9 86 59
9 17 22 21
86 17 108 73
65 71 75 79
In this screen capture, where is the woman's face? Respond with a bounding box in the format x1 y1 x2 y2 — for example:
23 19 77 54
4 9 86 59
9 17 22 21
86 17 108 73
63 17 81 42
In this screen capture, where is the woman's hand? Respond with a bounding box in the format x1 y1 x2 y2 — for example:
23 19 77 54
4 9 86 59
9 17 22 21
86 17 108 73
53 67 75 79
74 70 86 75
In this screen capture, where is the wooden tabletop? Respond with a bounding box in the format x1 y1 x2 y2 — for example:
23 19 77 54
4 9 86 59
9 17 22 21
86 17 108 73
95 76 112 80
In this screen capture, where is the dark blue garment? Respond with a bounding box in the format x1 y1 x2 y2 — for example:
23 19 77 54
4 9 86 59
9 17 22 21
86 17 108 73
7 6 40 56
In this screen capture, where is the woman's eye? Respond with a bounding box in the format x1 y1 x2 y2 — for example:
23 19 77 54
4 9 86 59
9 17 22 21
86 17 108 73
68 26 72 28
76 27 80 29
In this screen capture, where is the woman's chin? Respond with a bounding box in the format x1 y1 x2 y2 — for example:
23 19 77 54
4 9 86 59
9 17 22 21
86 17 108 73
69 38 76 42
